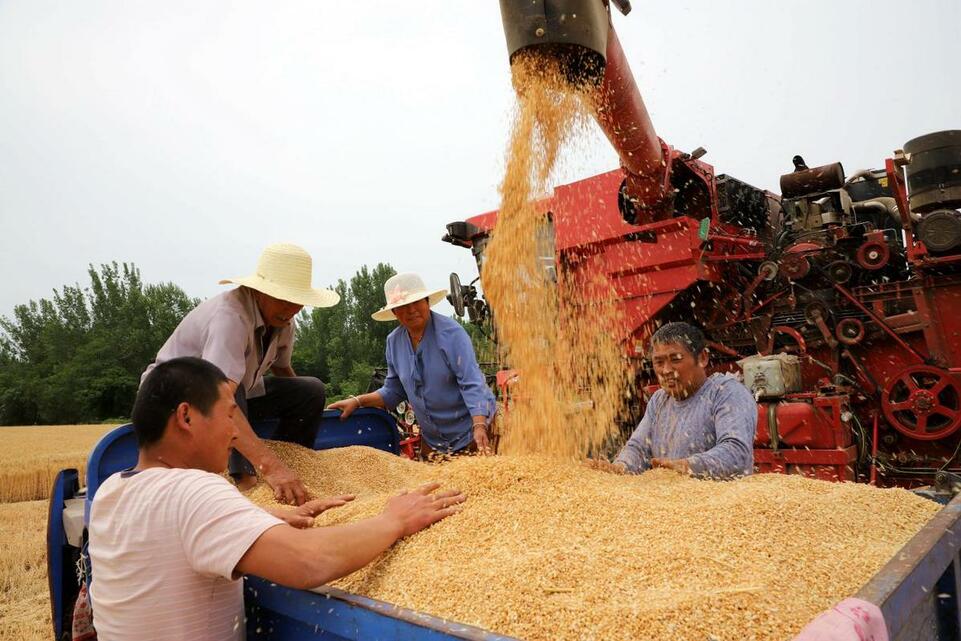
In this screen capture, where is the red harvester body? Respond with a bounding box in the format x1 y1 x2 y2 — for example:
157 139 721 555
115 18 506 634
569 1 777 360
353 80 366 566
443 1 961 488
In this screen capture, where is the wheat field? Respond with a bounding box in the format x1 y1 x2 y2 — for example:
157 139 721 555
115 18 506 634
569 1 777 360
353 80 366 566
0 500 49 641
0 424 117 641
0 424 119 503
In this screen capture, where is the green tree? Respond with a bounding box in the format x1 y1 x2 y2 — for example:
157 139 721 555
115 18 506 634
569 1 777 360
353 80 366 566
293 263 396 400
0 263 197 425
458 317 498 375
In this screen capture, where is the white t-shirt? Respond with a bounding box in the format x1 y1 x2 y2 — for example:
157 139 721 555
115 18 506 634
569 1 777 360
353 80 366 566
88 468 283 641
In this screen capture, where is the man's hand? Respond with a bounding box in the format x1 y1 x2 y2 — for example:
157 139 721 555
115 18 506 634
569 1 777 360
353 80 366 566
473 425 493 456
261 456 310 505
384 482 465 538
327 397 360 420
651 457 692 475
267 495 355 529
583 458 627 475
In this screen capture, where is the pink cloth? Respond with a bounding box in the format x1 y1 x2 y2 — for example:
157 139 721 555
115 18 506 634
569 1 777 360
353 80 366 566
792 598 888 641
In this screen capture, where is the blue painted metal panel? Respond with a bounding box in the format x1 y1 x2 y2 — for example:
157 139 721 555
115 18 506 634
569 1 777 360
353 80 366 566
245 577 521 641
82 410 400 522
253 409 401 455
47 468 79 641
83 424 136 522
856 493 961 640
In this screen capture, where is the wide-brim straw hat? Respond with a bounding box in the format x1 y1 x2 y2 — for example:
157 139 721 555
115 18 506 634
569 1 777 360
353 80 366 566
219 243 340 308
372 272 447 321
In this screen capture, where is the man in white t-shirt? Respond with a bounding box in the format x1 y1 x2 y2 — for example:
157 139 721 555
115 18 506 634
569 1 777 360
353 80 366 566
89 356 465 641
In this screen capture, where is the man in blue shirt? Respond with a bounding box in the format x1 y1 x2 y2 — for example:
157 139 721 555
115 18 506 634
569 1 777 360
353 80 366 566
329 273 496 457
589 322 757 479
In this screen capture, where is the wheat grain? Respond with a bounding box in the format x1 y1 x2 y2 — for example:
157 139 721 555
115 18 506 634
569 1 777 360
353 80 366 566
481 54 633 460
250 442 940 641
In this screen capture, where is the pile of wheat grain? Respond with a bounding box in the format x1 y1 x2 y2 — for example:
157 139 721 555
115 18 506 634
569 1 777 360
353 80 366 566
0 425 118 503
248 442 940 641
0 500 49 641
481 52 633 460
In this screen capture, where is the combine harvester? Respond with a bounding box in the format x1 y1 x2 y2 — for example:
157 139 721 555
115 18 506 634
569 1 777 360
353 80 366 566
50 1 961 639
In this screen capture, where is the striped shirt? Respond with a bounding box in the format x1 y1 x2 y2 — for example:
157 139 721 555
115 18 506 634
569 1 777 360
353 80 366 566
88 468 282 641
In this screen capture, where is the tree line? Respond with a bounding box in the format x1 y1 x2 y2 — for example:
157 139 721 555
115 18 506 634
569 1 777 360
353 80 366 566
0 262 495 426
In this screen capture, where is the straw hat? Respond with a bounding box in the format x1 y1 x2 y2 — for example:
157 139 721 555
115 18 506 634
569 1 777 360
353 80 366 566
219 243 340 308
372 273 447 321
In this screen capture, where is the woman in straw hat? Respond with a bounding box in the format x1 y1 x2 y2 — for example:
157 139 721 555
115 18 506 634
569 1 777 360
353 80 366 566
142 243 339 505
328 272 496 458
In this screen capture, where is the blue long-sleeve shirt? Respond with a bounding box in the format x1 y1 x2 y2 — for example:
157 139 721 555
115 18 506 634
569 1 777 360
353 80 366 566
615 373 757 479
376 311 496 452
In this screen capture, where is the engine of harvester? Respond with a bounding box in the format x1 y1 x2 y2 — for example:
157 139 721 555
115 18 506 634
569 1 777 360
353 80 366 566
446 130 961 489
443 0 961 488
641 130 961 488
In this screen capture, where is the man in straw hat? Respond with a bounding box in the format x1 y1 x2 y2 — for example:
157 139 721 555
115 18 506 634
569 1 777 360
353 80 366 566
142 243 339 504
328 272 496 459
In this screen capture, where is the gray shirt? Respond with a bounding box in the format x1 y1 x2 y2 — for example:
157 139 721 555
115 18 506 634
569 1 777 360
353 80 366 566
142 287 293 398
614 373 757 479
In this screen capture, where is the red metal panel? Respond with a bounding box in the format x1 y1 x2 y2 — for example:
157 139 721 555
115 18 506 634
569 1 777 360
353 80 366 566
755 397 851 450
754 446 858 482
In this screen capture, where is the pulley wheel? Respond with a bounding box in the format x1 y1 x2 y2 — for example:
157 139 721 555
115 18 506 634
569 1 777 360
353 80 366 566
803 301 830 325
780 254 810 281
759 261 779 281
826 260 854 284
856 240 890 271
882 365 961 441
835 318 865 345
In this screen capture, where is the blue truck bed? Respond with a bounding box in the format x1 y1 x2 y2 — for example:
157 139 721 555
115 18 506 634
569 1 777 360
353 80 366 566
47 412 961 641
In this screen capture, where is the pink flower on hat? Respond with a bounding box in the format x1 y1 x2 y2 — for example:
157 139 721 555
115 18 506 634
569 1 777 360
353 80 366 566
372 272 448 322
387 288 410 305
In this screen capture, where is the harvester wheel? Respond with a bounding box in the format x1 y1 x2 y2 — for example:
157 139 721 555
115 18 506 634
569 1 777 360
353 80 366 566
882 365 961 441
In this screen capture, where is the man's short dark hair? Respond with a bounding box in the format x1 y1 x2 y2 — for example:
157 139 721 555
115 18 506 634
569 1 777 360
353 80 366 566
132 357 229 448
650 322 707 357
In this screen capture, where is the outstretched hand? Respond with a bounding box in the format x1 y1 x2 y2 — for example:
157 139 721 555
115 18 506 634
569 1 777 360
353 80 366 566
269 495 355 529
385 482 466 538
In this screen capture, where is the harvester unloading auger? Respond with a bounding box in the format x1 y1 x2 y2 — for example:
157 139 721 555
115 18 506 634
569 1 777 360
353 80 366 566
499 0 673 222
444 0 961 489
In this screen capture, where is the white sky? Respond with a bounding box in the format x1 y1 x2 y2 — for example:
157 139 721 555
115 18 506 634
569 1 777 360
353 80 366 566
1 1 959 320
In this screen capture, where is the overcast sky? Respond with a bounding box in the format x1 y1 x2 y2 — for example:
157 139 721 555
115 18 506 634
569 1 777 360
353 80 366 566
1 1 958 321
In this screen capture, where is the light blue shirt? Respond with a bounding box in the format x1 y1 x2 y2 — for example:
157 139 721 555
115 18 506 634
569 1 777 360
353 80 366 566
615 373 757 479
376 311 496 452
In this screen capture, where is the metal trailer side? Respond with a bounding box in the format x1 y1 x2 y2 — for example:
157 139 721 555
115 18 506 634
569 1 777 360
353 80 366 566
244 577 519 641
855 493 961 641
48 421 961 641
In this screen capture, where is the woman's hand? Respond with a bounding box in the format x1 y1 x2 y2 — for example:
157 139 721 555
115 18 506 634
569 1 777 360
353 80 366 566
473 424 493 455
327 396 361 420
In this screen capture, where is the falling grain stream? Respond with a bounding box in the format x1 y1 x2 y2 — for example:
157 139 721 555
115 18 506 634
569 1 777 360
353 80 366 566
248 55 942 641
